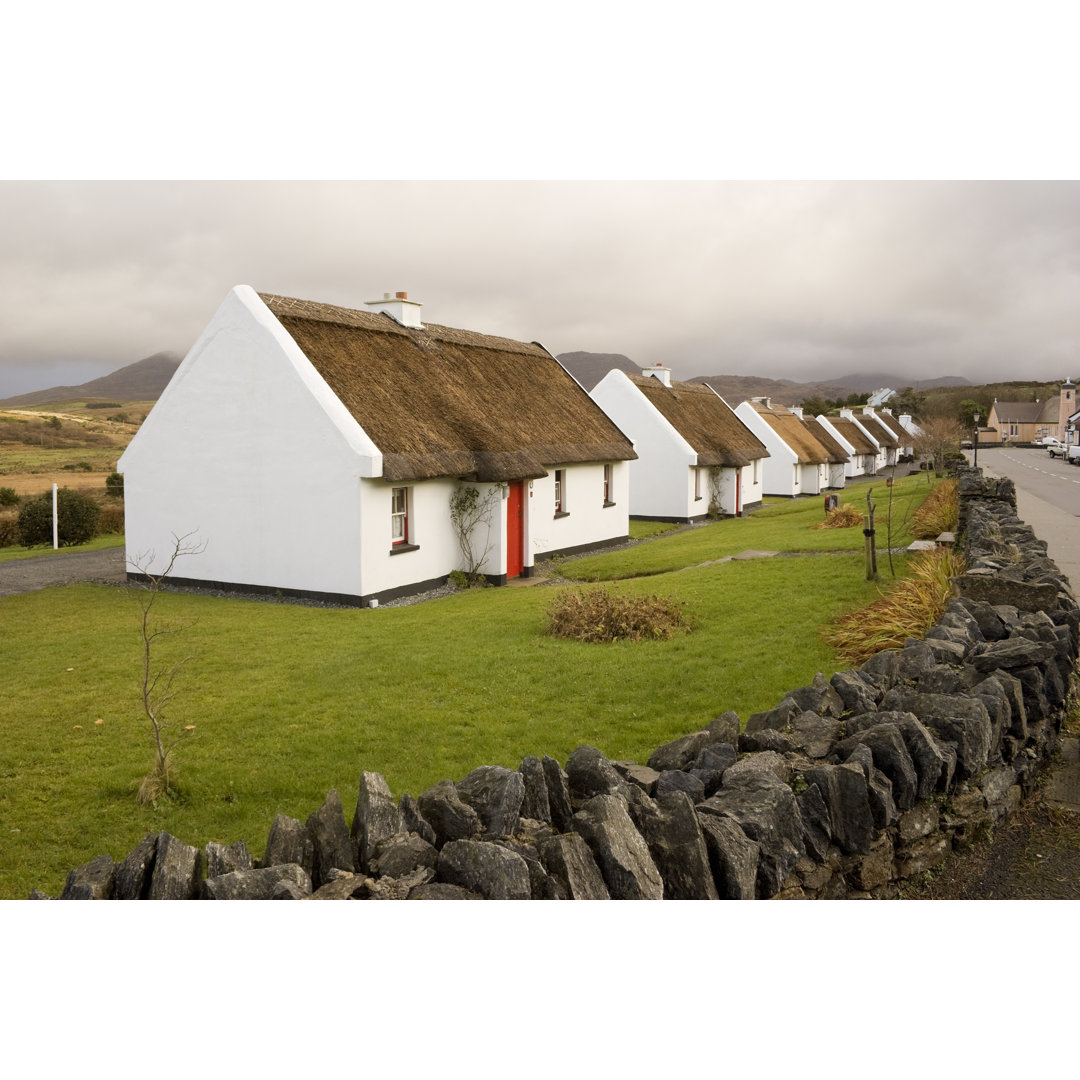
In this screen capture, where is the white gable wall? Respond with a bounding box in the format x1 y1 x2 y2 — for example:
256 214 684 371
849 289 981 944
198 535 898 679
119 286 384 596
590 370 699 519
528 461 629 561
734 402 800 496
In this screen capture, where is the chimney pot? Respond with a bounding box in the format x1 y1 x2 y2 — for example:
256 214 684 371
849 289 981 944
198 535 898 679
396 291 408 299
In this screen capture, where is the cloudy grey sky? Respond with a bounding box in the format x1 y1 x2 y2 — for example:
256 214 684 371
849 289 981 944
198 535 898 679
2 179 1078 397
4 4 1079 399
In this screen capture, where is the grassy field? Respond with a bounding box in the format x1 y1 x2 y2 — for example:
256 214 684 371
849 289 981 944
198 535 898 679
0 471 940 898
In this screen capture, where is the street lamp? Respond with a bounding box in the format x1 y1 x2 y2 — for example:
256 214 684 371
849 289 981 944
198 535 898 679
973 411 981 467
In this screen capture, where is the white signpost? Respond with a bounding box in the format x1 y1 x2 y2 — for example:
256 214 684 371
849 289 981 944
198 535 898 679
52 483 58 550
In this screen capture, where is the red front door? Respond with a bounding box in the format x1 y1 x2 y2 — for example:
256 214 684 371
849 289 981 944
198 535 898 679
506 481 524 578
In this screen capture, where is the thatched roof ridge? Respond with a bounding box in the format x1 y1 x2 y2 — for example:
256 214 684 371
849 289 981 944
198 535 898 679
628 375 769 468
829 416 878 455
746 400 830 464
805 418 850 463
259 293 636 482
855 412 899 447
869 410 908 441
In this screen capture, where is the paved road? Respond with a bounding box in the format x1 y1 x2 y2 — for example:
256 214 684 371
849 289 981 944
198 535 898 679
968 447 1080 596
0 547 127 598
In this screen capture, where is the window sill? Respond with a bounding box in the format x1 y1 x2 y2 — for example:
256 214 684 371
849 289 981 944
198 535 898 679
694 496 703 502
553 510 570 519
389 543 420 555
603 500 616 508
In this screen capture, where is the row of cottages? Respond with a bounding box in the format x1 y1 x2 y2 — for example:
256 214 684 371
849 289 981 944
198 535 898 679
588 365 770 520
119 286 637 607
980 380 1076 444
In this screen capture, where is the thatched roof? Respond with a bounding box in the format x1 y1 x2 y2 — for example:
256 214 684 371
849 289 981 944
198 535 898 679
628 375 769 468
855 412 899 448
745 400 831 464
260 293 636 483
868 410 907 440
829 416 878 455
805 418 850 464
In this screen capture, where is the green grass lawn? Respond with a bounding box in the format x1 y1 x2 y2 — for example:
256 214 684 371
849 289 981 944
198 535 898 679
0 472 941 898
0 533 125 563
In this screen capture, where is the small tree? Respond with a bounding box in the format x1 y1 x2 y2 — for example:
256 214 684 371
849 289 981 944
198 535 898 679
913 415 966 476
449 483 500 584
104 471 124 498
128 532 205 804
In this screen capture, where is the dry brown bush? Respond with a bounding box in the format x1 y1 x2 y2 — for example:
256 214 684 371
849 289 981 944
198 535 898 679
911 478 958 539
811 504 863 529
546 587 688 643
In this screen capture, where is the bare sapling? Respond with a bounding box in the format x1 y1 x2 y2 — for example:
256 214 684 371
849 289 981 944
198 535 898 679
449 483 500 584
128 531 205 804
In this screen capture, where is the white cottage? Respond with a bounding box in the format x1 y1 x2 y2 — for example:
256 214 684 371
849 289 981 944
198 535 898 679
734 399 841 496
118 286 637 606
589 366 769 520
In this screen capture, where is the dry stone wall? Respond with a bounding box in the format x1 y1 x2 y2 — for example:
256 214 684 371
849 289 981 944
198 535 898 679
41 465 1079 900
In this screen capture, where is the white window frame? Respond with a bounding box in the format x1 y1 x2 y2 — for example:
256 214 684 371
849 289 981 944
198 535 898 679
391 486 409 546
603 463 614 506
554 469 566 515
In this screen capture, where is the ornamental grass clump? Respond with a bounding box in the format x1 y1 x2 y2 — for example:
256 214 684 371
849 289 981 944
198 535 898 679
824 547 966 666
811 503 863 529
911 478 958 539
546 587 688 644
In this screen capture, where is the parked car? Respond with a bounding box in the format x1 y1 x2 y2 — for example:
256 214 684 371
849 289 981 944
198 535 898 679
1042 437 1067 458
1067 444 1080 465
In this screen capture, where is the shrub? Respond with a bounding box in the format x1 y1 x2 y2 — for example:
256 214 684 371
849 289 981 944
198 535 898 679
547 587 689 643
98 502 125 535
448 569 469 589
824 547 967 665
16 488 101 547
811 503 863 529
0 514 18 548
911 479 959 539
105 471 124 498
0 487 18 507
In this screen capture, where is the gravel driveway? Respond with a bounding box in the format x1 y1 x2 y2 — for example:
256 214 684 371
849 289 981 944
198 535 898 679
0 547 128 598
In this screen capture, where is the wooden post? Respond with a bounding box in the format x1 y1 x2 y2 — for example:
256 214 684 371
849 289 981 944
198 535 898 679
864 488 877 580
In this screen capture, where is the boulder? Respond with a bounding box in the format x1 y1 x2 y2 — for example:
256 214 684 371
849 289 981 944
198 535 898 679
645 712 740 771
844 744 898 831
566 745 632 804
784 673 845 718
696 813 760 900
632 790 718 900
436 839 531 900
418 780 483 847
370 834 438 879
803 763 874 855
518 756 552 822
61 854 117 900
612 760 661 795
537 833 610 900
148 833 202 900
572 794 664 900
261 813 315 879
457 765 525 837
830 670 880 715
795 781 832 863
737 728 794 753
306 789 355 887
914 695 993 780
788 712 841 759
115 833 159 900
408 883 483 900
744 697 800 734
833 723 919 811
398 793 438 847
542 756 575 832
493 839 558 899
723 750 791 785
366 866 436 900
309 870 368 900
205 863 312 900
698 771 805 899
205 840 252 879
352 771 404 871
655 769 706 802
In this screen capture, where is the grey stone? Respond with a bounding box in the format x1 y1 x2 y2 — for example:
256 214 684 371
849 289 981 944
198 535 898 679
693 743 738 774
895 833 950 879
830 670 880 715
457 765 525 837
148 832 202 900
723 750 791 784
115 833 158 900
408 882 483 900
205 839 251 879
738 727 795 753
972 636 1055 673
537 833 610 900
744 696 801 733
519 756 552 822
352 771 404 871
645 712 741 771
796 781 832 863
633 790 719 900
572 794 664 900
897 640 940 682
915 695 993 780
784 673 845 718
542 756 575 832
954 575 1060 613
566 745 633 804
306 789 355 887
834 723 919 810
262 813 314 878
897 803 939 844
61 854 117 900
493 839 558 899
370 834 438 879
698 771 805 899
655 768 706 802
803 763 875 855
204 863 312 900
696 811 760 900
272 880 308 900
437 839 531 900
612 760 661 794
981 765 1018 807
309 871 368 899
844 744 899 830
366 866 437 900
788 711 841 759
398 793 438 846
418 779 483 847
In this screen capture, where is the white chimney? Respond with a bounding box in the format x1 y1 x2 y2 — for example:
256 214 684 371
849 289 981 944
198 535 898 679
365 290 423 328
643 363 672 387
789 405 804 419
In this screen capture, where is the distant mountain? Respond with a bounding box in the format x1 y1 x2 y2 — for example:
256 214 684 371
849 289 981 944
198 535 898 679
820 372 971 392
0 351 183 407
556 351 639 391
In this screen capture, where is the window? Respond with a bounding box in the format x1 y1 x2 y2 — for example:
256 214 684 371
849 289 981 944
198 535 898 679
554 470 567 516
694 467 702 501
391 486 409 546
603 464 614 506
752 459 760 485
